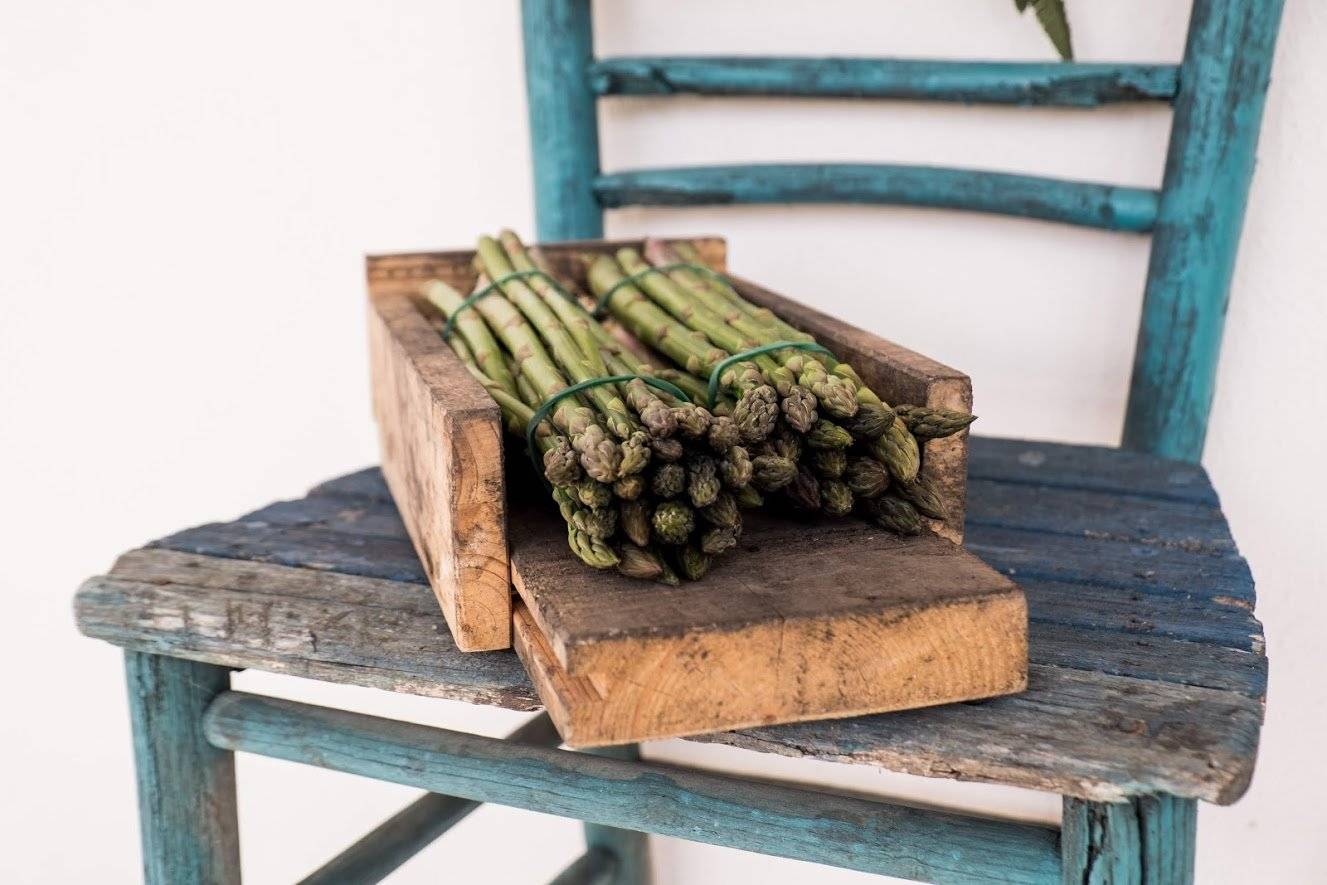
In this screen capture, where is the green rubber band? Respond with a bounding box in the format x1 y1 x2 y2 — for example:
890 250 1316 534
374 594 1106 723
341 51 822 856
705 341 836 409
525 374 692 481
440 269 574 341
592 262 732 318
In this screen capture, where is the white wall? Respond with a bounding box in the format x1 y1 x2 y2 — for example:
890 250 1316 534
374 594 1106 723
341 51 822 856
4 1 1324 881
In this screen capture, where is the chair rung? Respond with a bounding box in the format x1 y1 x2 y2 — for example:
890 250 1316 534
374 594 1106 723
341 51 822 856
594 164 1158 232
203 691 1060 884
590 57 1179 107
548 847 619 885
298 713 561 885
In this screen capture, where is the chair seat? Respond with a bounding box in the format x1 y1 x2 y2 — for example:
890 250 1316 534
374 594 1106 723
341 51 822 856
75 437 1265 806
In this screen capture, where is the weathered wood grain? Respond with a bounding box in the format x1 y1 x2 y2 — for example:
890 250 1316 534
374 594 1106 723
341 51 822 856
593 165 1159 232
508 498 1025 746
80 550 538 709
589 57 1180 107
1061 794 1196 884
204 691 1063 884
966 479 1235 555
368 289 509 651
75 437 1267 803
703 661 1262 805
125 651 239 885
967 437 1219 506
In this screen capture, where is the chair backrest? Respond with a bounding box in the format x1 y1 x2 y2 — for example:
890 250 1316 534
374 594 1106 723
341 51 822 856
519 0 1284 463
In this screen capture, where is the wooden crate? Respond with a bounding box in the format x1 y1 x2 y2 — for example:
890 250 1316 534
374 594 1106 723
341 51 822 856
367 238 1026 742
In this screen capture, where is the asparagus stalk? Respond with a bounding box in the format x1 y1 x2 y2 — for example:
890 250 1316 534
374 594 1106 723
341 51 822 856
444 323 581 486
458 274 623 483
893 404 978 439
476 237 638 444
586 254 779 444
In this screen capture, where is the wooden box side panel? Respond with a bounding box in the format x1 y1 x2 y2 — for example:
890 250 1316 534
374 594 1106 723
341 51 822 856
514 585 1027 748
368 293 510 651
730 276 972 543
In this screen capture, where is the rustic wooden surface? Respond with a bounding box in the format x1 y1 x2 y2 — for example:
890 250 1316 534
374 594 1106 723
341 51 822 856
509 499 1025 746
368 287 509 652
75 437 1266 804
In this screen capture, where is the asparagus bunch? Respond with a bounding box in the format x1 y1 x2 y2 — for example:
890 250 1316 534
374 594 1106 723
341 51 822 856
425 231 976 581
581 241 974 536
424 231 766 582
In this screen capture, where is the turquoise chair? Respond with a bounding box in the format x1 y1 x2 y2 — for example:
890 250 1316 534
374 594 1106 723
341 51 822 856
75 1 1281 882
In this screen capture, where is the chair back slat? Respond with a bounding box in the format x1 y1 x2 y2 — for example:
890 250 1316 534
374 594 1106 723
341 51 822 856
1122 0 1285 460
590 57 1180 107
595 163 1159 232
520 0 1286 462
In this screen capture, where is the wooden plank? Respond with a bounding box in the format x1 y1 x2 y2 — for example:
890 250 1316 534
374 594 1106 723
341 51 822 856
521 0 603 241
589 57 1179 106
1028 624 1266 699
79 550 538 709
1123 0 1287 460
368 290 509 651
152 521 430 585
125 651 239 885
700 661 1263 805
593 165 1159 232
308 466 396 503
204 691 1063 885
1021 577 1261 652
967 437 1219 507
966 523 1254 604
509 502 1026 746
299 713 561 885
965 479 1236 555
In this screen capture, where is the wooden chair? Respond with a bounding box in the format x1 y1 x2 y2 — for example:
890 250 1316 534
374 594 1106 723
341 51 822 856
75 1 1281 882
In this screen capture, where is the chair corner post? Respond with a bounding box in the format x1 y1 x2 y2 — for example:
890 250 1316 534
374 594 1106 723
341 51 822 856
1123 0 1287 463
125 651 240 885
520 0 604 242
1061 794 1196 885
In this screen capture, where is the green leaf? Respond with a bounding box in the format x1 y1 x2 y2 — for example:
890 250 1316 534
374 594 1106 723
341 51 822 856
1034 0 1074 60
1013 0 1074 61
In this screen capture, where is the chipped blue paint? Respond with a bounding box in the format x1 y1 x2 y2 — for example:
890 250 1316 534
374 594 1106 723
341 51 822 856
1124 0 1287 460
522 0 602 241
125 652 239 885
1061 795 1197 884
594 164 1159 232
204 691 1062 884
590 57 1179 107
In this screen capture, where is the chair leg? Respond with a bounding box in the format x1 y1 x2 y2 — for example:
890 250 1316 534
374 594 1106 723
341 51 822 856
581 744 651 885
125 651 240 885
1061 795 1196 884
